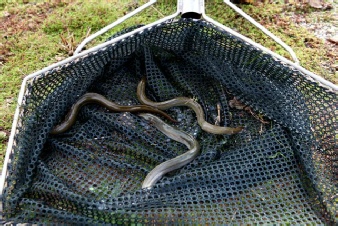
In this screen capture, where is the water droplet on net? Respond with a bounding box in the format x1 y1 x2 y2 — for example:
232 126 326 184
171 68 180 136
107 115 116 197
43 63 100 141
140 121 150 130
219 139 227 145
98 200 106 210
194 127 200 136
177 113 184 122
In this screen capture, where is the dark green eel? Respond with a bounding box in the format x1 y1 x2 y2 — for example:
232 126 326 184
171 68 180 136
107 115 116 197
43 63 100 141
139 113 200 189
50 93 176 134
137 77 244 135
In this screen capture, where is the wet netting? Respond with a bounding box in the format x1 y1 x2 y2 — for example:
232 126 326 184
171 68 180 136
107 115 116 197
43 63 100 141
1 19 337 225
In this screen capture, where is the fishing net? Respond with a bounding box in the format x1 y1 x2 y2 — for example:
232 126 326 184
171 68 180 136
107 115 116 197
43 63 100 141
1 19 337 225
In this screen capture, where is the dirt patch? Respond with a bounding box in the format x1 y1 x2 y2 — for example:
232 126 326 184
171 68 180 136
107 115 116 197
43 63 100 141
0 2 63 64
299 6 338 75
283 1 338 81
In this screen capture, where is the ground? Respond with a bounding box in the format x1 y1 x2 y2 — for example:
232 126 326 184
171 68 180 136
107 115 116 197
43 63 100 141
0 0 337 169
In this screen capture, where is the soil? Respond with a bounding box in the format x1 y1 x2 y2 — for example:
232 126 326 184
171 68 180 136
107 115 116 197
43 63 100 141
290 0 338 75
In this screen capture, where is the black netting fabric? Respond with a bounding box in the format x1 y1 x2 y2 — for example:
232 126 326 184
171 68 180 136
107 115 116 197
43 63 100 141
1 19 337 225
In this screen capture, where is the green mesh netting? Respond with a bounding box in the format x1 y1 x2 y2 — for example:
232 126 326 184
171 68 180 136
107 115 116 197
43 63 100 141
1 19 337 225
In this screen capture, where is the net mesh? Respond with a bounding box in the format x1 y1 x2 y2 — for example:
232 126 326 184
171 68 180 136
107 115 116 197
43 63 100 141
1 19 337 225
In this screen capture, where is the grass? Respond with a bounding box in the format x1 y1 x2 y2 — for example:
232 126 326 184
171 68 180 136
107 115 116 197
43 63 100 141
0 0 337 169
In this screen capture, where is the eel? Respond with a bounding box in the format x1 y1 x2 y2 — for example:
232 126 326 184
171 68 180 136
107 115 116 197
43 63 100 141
137 77 244 135
50 92 176 134
139 113 200 189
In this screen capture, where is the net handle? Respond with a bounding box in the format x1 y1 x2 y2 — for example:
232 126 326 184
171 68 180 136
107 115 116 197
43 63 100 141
181 0 300 64
74 0 299 64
